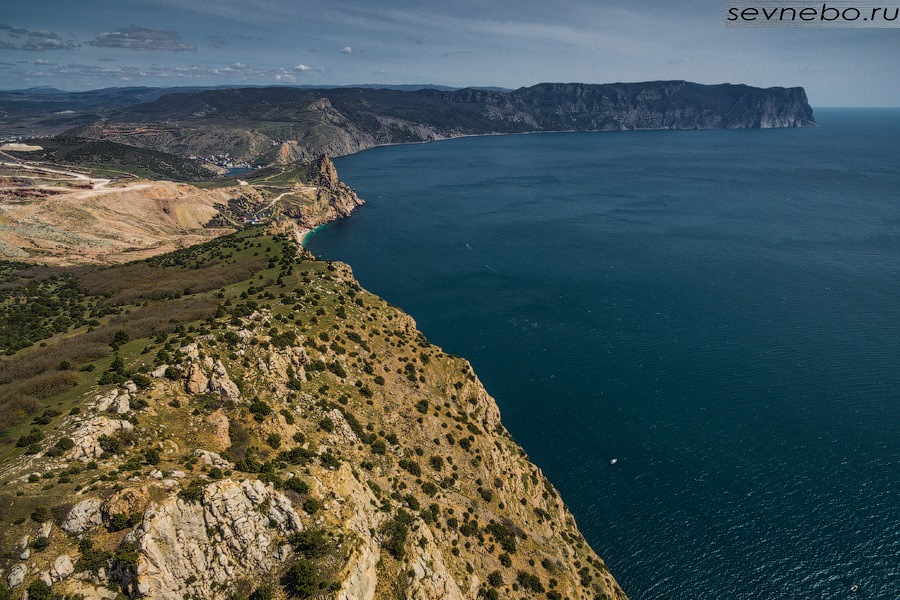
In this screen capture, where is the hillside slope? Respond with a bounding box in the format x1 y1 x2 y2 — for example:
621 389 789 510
0 155 362 265
0 230 626 600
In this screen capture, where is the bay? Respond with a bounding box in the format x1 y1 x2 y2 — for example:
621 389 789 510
307 109 900 599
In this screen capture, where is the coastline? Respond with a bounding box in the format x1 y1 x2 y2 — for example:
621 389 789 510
295 223 327 249
324 121 819 161
291 159 630 597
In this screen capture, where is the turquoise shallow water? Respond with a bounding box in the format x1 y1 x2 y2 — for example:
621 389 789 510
307 109 900 599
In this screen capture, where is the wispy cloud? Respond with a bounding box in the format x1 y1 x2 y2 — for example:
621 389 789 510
207 35 227 49
21 60 326 84
340 46 353 54
0 24 29 37
0 25 76 51
88 26 197 52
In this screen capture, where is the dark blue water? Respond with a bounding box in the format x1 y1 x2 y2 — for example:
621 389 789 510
307 110 900 600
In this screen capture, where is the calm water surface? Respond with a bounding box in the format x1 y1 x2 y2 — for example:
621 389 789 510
308 110 900 599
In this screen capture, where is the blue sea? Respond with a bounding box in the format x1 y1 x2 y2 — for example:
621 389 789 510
307 109 900 599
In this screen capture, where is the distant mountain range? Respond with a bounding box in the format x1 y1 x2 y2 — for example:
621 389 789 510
0 84 510 116
3 81 815 164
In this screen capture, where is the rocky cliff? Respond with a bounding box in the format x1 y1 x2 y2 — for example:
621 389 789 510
69 80 815 163
0 229 626 600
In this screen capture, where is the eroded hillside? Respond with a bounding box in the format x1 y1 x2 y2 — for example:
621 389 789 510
0 153 362 266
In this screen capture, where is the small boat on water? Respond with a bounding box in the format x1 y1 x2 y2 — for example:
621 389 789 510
609 458 618 465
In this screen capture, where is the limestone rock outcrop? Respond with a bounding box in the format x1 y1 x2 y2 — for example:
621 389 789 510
118 479 301 599
62 498 103 534
68 416 134 462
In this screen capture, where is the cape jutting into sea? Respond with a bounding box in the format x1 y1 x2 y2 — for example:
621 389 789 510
307 108 900 599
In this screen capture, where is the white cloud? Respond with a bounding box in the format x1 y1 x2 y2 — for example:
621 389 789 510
88 26 197 52
340 46 353 54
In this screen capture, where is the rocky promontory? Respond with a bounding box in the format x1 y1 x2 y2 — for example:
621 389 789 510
69 80 815 163
0 229 626 600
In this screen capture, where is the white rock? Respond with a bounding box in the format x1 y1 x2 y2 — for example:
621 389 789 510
124 381 138 393
18 535 29 550
39 521 52 538
19 549 31 560
125 479 301 599
69 417 134 462
111 395 130 414
7 564 26 588
181 344 199 359
208 360 241 400
170 471 186 479
49 554 74 582
62 498 103 534
95 390 119 412
150 365 169 378
193 449 232 469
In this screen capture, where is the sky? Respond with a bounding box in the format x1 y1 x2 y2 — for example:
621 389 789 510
0 0 898 106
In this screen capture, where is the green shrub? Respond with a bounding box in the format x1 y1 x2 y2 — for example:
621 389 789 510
478 588 499 600
486 522 517 553
145 448 161 465
26 580 53 600
114 541 140 567
289 529 328 559
487 570 504 587
398 459 421 477
30 536 50 552
319 452 340 469
132 373 152 389
248 399 272 421
282 559 318 598
381 509 414 560
302 497 321 514
282 477 310 495
76 539 111 575
31 506 49 523
178 480 206 503
516 571 545 593
98 434 122 455
248 586 273 600
16 428 44 448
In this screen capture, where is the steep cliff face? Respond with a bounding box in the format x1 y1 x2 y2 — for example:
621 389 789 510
0 230 626 600
280 155 365 228
70 81 816 164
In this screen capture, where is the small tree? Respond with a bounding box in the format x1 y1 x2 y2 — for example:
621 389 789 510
282 559 318 598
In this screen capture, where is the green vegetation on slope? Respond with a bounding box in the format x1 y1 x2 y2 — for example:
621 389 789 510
0 228 624 600
7 136 217 181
